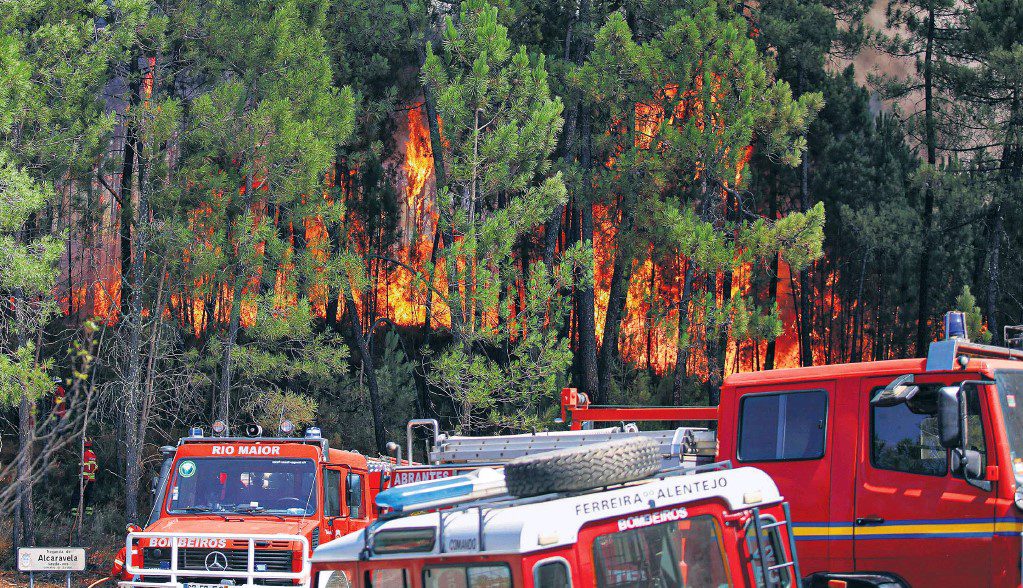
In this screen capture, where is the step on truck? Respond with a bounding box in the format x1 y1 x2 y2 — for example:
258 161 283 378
558 313 1023 587
114 421 386 588
313 437 803 588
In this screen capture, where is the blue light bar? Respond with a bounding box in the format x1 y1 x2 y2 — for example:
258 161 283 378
189 426 204 438
945 311 968 340
376 468 507 513
305 426 321 439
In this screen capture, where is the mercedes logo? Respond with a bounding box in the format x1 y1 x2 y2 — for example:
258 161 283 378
204 550 228 572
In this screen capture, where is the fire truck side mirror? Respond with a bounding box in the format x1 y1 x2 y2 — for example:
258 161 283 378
938 385 963 449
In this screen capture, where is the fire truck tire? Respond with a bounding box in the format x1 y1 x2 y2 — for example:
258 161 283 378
504 437 660 497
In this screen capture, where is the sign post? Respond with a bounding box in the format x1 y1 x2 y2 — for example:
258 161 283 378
17 547 86 588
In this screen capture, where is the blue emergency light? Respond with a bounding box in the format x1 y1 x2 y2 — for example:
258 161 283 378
305 427 321 439
944 311 968 341
189 426 204 438
375 468 507 513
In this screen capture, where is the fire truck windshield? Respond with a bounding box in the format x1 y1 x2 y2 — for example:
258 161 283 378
995 371 1023 477
592 515 731 588
166 458 317 516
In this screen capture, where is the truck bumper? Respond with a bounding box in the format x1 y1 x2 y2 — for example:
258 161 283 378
122 531 310 588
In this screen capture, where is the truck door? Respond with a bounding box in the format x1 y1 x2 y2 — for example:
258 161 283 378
733 383 834 573
853 376 996 586
324 467 348 539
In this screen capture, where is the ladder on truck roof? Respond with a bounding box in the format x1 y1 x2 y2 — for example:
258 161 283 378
399 408 715 472
430 427 714 470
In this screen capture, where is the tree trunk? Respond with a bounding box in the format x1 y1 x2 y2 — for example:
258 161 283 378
123 114 149 524
672 261 696 403
914 5 937 355
764 186 780 369
343 287 386 453
218 168 254 426
597 208 635 401
119 55 142 317
17 387 35 547
575 103 599 398
797 157 814 367
986 203 1003 344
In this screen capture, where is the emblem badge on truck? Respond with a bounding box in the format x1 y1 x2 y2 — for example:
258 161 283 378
204 551 228 572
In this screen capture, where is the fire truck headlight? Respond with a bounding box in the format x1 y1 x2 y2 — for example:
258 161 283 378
319 571 352 588
1015 484 1023 511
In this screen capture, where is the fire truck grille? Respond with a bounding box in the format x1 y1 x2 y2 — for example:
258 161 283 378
142 547 295 586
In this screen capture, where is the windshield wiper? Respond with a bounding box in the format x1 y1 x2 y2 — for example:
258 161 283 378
181 506 230 521
232 505 285 521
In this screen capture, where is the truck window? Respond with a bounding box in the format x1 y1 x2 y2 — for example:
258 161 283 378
367 568 408 588
738 391 827 461
423 564 512 588
592 515 730 588
534 558 572 588
325 469 341 517
346 473 363 518
871 386 946 476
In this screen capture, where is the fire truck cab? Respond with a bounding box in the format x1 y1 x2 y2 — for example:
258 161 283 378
118 424 384 588
312 439 802 588
560 323 1023 587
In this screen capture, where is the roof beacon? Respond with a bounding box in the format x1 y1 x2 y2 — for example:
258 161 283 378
188 426 203 438
376 467 507 513
945 310 968 341
305 426 321 439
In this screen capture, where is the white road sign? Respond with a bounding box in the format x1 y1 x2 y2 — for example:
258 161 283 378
17 547 86 572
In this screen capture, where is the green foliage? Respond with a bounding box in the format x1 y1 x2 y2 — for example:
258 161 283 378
245 390 318 432
956 285 993 344
416 0 574 432
578 1 824 380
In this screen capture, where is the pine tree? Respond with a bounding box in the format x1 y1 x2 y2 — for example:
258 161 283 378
0 0 147 547
419 0 576 432
938 0 1023 342
579 3 824 399
175 0 355 426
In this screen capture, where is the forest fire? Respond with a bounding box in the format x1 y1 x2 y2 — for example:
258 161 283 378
59 99 802 376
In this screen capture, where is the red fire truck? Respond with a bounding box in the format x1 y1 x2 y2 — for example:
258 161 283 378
558 320 1023 587
115 422 385 588
311 437 802 588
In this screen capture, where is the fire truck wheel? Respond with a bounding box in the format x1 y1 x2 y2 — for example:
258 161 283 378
504 437 660 497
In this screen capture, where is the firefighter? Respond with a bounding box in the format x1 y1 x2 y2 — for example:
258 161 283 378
72 438 98 516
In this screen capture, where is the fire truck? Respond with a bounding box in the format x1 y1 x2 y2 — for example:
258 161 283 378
114 421 386 588
312 437 803 588
556 314 1023 587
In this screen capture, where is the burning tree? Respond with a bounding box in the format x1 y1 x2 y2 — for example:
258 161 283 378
577 2 825 401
